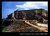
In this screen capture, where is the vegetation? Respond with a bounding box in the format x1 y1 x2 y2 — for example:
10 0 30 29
2 19 7 30
2 9 48 32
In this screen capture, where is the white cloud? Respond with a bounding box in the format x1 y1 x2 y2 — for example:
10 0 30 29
16 1 48 10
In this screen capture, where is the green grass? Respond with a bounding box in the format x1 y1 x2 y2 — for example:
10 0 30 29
2 25 7 30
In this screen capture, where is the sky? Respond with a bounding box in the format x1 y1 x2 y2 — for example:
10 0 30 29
2 1 48 19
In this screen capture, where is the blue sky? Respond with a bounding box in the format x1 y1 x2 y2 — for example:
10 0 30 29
2 1 48 19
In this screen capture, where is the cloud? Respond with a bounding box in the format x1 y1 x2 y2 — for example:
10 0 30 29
16 1 48 10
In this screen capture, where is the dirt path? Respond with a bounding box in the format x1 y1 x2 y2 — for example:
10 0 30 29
25 20 48 32
2 20 48 32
